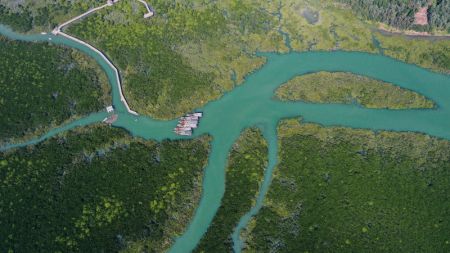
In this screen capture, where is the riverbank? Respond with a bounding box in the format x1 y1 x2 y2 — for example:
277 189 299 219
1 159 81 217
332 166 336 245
377 25 450 41
0 35 110 143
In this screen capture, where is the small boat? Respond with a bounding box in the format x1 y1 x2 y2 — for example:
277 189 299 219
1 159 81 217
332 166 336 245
173 129 192 136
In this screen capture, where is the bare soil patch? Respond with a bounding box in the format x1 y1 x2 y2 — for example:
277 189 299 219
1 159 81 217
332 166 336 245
414 7 428 26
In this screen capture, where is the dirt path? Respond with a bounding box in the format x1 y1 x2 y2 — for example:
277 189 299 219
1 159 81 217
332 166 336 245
54 3 111 33
377 24 450 41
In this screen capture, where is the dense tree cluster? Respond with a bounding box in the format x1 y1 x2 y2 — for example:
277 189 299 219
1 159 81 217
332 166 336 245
338 0 423 29
429 0 450 31
0 126 210 252
0 36 109 141
244 120 450 252
0 4 32 32
338 0 449 31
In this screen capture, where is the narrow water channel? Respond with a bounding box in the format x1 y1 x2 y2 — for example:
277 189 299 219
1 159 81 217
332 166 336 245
231 123 278 252
1 24 449 253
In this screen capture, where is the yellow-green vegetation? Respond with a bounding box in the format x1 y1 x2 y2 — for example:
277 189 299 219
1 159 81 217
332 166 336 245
60 0 447 118
242 119 450 252
195 128 267 252
0 36 110 143
0 126 210 253
275 71 435 109
374 32 450 73
68 0 288 119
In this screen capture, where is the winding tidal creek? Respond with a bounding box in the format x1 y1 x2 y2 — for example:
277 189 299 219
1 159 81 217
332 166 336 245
1 24 449 253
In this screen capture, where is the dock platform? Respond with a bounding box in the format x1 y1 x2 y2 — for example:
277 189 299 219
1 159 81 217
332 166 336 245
174 112 203 136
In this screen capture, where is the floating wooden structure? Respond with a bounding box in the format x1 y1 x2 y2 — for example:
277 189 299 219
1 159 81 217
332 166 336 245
103 114 118 124
174 112 203 136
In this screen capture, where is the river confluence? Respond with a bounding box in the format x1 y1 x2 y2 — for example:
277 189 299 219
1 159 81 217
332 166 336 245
0 24 449 253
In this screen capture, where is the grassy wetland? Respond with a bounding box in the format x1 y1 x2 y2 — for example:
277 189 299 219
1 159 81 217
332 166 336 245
275 72 435 109
0 126 210 253
0 36 110 143
278 1 449 73
242 119 450 252
63 0 448 119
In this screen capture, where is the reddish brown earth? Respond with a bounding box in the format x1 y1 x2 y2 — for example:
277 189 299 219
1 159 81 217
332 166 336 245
414 7 428 25
104 114 118 124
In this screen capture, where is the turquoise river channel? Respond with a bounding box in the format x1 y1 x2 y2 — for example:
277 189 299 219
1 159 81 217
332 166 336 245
1 24 450 253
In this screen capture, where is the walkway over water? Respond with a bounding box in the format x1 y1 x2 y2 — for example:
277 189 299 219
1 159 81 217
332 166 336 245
0 21 449 253
137 0 154 18
53 3 111 34
51 0 154 115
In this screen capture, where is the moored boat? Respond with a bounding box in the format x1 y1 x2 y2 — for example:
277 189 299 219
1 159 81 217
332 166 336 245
173 112 202 136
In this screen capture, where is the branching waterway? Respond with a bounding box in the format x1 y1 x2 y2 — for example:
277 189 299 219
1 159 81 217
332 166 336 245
1 24 449 253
